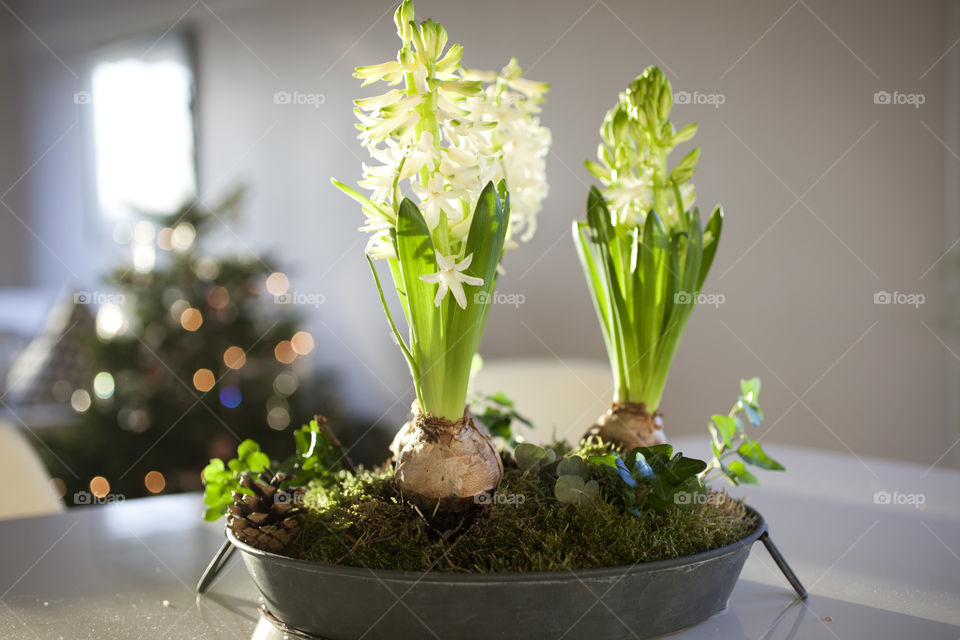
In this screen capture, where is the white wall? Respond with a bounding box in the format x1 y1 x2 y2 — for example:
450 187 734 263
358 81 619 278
5 0 959 468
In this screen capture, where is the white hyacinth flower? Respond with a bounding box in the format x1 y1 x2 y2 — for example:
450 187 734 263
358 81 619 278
418 253 483 309
337 2 551 307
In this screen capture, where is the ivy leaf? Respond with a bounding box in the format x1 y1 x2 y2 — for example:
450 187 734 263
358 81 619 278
711 414 736 446
666 454 708 483
737 440 785 471
283 419 344 488
489 391 514 408
588 453 639 488
473 391 533 443
629 450 655 481
742 402 764 427
740 377 761 404
202 439 271 522
727 459 759 485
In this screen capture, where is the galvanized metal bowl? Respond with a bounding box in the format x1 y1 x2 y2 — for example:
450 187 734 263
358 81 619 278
227 506 770 640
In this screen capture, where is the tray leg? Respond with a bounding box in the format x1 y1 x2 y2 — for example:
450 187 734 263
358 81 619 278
196 539 236 595
759 531 807 600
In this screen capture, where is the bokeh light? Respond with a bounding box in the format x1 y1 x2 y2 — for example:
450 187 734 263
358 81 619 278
156 227 174 251
118 408 151 432
144 471 166 494
49 477 66 499
96 304 125 339
168 299 190 322
274 340 296 364
291 331 314 355
273 372 298 396
71 389 92 412
206 285 230 309
92 371 115 399
133 220 155 244
194 258 220 280
171 223 196 250
180 307 203 331
267 407 290 430
89 476 110 499
265 272 289 296
220 386 242 408
223 346 246 369
192 368 215 392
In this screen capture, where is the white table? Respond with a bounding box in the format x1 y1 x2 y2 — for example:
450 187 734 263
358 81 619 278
1 442 958 639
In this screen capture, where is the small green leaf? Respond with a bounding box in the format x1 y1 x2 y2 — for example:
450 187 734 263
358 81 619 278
588 452 619 471
515 443 549 471
737 441 785 471
740 377 761 404
555 475 600 505
711 414 736 446
666 455 708 483
557 456 588 479
728 459 759 485
554 474 586 504
638 444 673 458
203 506 224 522
741 402 763 427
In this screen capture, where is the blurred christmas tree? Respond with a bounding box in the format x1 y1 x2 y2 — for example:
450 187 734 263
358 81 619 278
36 190 341 503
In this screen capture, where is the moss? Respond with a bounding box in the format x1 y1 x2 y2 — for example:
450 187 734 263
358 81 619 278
289 442 758 573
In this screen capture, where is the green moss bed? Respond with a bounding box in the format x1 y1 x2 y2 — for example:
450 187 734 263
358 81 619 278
286 442 758 573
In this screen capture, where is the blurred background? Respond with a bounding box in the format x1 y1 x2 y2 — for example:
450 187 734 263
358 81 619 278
0 0 958 512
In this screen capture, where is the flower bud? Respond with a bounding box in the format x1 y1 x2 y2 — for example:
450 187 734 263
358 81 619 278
394 0 415 43
418 19 448 60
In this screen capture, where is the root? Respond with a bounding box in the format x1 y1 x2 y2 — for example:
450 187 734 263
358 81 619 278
585 402 667 451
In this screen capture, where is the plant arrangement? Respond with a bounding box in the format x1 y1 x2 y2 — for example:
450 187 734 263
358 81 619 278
331 0 551 513
575 66 722 450
197 9 805 639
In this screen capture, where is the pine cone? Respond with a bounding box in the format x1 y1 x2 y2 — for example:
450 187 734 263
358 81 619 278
227 470 305 553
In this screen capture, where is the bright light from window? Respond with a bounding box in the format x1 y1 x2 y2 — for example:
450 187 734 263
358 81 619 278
91 57 195 219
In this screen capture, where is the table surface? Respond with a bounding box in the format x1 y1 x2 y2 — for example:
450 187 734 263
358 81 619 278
1 439 959 640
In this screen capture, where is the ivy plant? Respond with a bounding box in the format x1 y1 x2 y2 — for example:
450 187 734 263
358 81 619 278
201 418 343 521
472 391 533 447
701 377 785 485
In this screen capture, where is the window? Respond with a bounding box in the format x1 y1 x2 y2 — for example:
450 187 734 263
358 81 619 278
87 34 197 222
